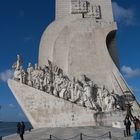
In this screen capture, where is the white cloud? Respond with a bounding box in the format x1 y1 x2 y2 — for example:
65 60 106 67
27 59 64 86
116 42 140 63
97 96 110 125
0 69 14 82
112 2 135 26
121 65 140 78
8 103 16 108
0 104 16 109
129 86 140 93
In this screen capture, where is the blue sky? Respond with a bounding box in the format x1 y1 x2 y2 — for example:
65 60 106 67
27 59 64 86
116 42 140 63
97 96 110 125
0 0 140 122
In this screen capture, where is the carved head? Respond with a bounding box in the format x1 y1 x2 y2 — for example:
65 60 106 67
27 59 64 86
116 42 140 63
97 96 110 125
59 72 63 78
34 64 38 70
89 81 93 87
94 84 98 88
79 74 86 82
17 54 20 60
44 65 49 73
28 63 32 67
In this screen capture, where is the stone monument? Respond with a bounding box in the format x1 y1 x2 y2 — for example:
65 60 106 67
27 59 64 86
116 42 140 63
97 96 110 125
8 0 140 128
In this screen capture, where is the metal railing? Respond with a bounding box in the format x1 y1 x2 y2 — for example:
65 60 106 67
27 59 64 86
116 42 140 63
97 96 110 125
49 131 112 140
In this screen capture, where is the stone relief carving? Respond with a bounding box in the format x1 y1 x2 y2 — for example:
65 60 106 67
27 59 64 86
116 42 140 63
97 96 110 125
12 55 23 81
71 0 101 19
12 55 130 112
84 5 101 19
71 0 88 14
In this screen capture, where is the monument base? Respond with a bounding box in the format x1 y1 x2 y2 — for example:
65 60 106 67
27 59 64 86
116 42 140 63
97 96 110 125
8 79 97 128
8 79 139 129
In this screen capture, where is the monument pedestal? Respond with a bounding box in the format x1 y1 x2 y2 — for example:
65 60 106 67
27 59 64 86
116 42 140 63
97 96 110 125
8 79 97 128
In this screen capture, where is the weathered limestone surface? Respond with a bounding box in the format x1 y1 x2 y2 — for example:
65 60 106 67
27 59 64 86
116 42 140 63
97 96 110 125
39 0 120 92
39 0 140 111
8 79 97 128
39 17 118 89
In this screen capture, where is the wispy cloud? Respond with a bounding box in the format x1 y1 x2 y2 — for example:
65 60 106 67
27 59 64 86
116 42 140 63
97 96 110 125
121 65 140 78
112 2 136 26
0 103 16 109
0 69 14 82
129 86 140 93
24 36 32 42
8 103 16 109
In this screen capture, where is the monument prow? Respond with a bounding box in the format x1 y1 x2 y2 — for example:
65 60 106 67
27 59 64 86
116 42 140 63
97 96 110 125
8 79 97 128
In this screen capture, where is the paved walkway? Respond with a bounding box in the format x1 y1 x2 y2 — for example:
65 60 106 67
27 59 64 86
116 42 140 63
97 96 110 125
3 126 133 140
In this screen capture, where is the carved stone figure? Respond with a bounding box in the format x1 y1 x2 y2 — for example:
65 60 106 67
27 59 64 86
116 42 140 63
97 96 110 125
31 64 44 89
92 84 98 102
12 55 24 81
96 86 103 110
68 77 76 101
43 76 49 92
59 77 69 99
12 54 23 70
106 94 116 111
44 70 53 93
39 78 44 91
33 77 40 89
53 72 64 96
73 79 85 106
27 63 34 82
19 66 26 84
79 75 96 109
110 90 122 110
12 57 126 112
102 85 110 98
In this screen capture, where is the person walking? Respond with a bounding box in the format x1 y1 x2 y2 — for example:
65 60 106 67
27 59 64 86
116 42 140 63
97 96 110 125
17 121 25 140
124 117 131 136
133 116 140 131
17 122 20 134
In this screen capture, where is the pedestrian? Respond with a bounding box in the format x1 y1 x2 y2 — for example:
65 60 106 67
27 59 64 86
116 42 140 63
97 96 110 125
17 122 20 134
124 116 131 136
133 116 140 131
18 121 25 140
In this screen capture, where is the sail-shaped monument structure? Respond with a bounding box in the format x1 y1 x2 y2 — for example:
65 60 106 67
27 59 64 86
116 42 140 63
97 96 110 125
8 0 140 128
